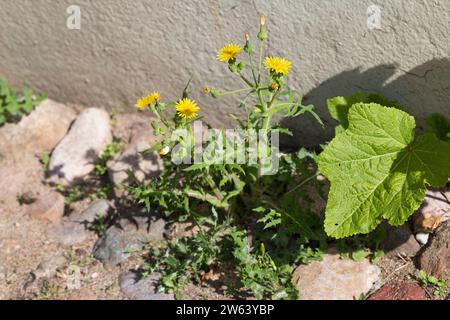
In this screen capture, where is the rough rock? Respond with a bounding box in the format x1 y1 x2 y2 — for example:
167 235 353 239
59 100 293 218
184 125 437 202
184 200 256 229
292 249 381 300
0 168 30 203
52 199 110 246
416 221 450 279
26 192 65 224
380 223 420 256
93 215 166 266
119 271 174 300
0 99 76 165
23 252 68 291
368 282 427 300
107 140 162 186
413 189 450 233
48 108 112 185
67 288 97 300
32 253 67 279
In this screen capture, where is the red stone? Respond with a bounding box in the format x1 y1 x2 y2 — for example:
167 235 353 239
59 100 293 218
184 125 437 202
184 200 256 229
369 282 427 300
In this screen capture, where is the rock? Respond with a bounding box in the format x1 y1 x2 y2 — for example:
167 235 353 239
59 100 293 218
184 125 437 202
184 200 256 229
67 288 97 300
48 108 112 186
416 221 450 279
93 215 166 266
119 271 174 300
368 282 427 300
413 189 450 233
0 264 6 282
0 99 76 165
0 168 29 202
415 233 430 246
32 253 67 279
52 199 110 246
107 140 162 186
24 252 67 290
380 223 420 256
292 249 381 300
26 192 65 224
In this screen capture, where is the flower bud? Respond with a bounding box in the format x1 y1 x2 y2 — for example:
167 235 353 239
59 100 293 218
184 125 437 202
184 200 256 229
244 32 253 54
258 15 267 41
202 86 210 94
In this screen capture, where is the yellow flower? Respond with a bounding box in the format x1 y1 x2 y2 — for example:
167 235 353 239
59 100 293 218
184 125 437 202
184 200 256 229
135 91 161 110
176 98 200 119
217 43 242 62
264 57 292 75
159 146 170 156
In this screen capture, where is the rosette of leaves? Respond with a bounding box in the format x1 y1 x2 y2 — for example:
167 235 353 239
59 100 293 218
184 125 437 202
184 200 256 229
318 95 450 238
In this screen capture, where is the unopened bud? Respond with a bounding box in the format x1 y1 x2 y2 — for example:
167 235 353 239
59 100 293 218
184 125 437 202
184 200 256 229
244 32 253 54
260 15 266 26
258 16 268 41
202 86 210 94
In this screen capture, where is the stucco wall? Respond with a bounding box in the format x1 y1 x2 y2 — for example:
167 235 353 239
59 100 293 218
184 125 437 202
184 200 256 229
0 0 449 146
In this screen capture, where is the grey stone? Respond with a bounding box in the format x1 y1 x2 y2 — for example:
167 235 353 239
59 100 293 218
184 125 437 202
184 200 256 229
52 199 110 246
292 249 381 300
93 215 166 266
380 223 420 256
119 271 174 300
48 108 112 186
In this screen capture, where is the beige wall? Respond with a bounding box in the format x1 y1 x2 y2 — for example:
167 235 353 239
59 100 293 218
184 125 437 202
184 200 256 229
0 0 449 146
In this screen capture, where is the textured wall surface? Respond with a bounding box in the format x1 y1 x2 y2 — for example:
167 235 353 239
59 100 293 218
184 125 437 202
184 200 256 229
0 0 449 146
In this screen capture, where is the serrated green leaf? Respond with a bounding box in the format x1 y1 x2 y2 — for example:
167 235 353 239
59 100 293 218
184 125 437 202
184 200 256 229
327 92 402 129
426 113 450 141
319 103 450 238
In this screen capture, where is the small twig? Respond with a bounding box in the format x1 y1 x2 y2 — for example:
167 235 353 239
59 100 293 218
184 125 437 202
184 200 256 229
383 262 410 284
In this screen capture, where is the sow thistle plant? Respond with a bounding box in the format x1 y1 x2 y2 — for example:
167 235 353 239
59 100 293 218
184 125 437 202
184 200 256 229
129 16 450 299
130 16 325 299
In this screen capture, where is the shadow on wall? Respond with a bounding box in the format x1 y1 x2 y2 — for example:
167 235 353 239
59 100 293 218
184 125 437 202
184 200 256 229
280 58 450 150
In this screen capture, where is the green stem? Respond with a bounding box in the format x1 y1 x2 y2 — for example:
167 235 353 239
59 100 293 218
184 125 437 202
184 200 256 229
257 40 264 84
218 87 253 97
248 50 258 85
281 172 319 198
239 74 254 87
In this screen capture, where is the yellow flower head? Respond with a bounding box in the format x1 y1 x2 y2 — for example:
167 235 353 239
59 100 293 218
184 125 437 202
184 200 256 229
135 91 161 110
176 98 200 119
159 146 170 156
217 43 242 62
264 57 292 75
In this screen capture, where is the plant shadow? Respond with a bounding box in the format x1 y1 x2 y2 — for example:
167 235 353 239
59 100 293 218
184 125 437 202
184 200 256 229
280 58 450 150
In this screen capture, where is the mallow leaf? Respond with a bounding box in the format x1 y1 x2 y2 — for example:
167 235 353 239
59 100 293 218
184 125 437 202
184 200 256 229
327 92 402 132
318 103 450 238
426 113 450 141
